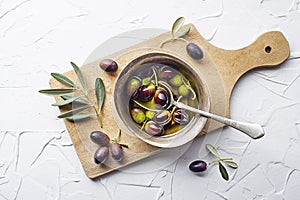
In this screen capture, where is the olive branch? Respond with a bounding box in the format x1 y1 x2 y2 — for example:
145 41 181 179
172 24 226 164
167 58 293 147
39 62 105 127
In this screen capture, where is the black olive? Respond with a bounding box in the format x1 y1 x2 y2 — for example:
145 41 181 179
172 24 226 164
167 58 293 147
159 66 175 80
189 160 207 172
173 109 190 125
153 110 172 125
186 43 203 60
138 83 156 102
99 59 118 73
144 121 164 136
137 67 153 79
90 131 110 146
154 88 169 107
110 143 124 161
94 146 109 164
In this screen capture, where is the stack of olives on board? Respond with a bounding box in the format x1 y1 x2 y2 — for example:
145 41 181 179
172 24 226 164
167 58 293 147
126 63 199 136
90 131 125 164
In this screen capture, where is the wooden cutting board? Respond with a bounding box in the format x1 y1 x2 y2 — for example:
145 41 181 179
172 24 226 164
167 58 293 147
49 24 289 179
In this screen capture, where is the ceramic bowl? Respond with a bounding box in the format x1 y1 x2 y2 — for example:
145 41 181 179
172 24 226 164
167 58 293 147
113 51 210 148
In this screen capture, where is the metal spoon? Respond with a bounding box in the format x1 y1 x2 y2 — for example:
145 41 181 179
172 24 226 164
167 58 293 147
159 81 265 139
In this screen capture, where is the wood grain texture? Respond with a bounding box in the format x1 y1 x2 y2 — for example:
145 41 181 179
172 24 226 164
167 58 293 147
49 24 289 179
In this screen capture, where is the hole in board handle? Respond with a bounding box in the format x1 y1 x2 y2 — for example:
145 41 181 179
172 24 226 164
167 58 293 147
265 46 272 54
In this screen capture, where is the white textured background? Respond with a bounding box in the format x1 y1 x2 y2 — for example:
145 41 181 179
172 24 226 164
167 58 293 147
1 0 300 199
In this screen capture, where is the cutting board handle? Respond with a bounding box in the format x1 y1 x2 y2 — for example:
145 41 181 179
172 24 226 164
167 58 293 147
192 28 290 119
232 31 290 69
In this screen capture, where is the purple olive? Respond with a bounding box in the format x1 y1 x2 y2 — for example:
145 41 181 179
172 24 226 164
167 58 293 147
154 88 169 107
90 131 110 146
110 143 124 161
138 83 156 102
189 160 207 172
159 66 175 79
130 107 146 124
186 43 203 60
99 59 118 73
144 121 164 136
153 110 172 125
130 86 141 100
94 146 109 164
173 109 190 125
127 77 141 97
138 68 153 79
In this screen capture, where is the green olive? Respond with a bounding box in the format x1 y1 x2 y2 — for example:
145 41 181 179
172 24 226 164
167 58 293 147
127 77 141 96
146 110 155 119
170 75 183 87
178 85 190 97
130 107 146 124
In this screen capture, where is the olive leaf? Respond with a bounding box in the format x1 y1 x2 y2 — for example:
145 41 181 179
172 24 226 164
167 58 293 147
224 161 238 169
40 62 107 129
51 96 80 106
39 88 77 96
58 105 90 118
61 95 89 105
95 78 105 112
219 162 229 181
206 144 220 158
174 26 191 38
172 17 185 38
51 72 75 88
70 62 87 94
159 16 191 48
65 113 91 122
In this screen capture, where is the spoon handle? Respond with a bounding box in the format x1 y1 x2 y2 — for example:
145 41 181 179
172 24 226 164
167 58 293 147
174 102 265 139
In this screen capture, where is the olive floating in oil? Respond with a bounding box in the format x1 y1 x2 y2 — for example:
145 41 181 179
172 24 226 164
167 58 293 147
169 74 183 87
154 88 169 107
173 109 190 125
130 107 146 124
138 83 156 102
125 63 198 136
159 66 175 80
178 85 190 97
144 121 164 136
127 77 141 96
153 110 172 125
